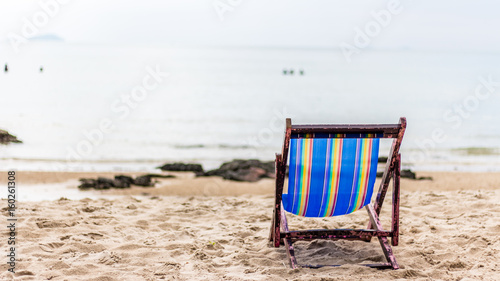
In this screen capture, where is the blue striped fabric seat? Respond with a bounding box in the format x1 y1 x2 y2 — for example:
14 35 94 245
283 137 380 217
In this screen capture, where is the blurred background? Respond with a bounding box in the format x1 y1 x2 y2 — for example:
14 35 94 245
1 0 499 172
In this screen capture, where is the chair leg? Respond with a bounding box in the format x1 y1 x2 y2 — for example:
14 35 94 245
391 154 401 246
283 238 298 269
269 209 283 245
376 236 399 270
273 154 284 248
272 206 281 247
269 210 275 242
367 205 399 270
280 205 298 269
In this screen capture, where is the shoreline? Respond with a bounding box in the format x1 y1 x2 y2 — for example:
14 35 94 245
3 154 500 174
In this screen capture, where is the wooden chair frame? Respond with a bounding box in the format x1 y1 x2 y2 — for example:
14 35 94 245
269 117 406 270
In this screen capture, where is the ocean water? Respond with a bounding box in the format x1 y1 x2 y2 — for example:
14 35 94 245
1 42 500 172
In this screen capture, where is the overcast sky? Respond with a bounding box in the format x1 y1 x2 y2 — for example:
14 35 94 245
1 0 499 51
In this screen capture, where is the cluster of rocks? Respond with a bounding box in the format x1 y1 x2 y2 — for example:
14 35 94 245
199 159 275 182
77 157 430 190
157 163 203 173
78 174 174 190
157 159 430 182
0 129 22 145
158 159 276 182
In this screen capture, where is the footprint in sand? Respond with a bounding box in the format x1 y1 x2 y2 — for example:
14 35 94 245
153 262 181 277
36 220 77 228
82 233 104 240
14 270 35 276
39 242 65 253
98 251 122 265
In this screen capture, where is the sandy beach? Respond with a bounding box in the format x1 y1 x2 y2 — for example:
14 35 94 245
1 171 499 280
2 2 499 280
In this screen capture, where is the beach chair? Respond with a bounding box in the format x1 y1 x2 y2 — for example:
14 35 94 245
269 117 406 269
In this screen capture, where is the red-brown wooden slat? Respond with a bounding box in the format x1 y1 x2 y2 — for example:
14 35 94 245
283 229 391 241
366 205 399 269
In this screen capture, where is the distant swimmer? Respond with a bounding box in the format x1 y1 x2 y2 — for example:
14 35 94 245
40 66 43 72
283 69 287 75
4 64 8 72
289 69 294 75
299 69 304 75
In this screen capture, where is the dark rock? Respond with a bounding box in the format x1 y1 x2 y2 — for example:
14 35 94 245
417 176 433 181
221 159 275 174
134 175 154 187
226 167 267 182
376 169 418 180
157 163 204 173
401 169 416 180
96 177 115 189
134 174 175 187
78 174 172 190
79 177 115 190
203 169 221 177
113 180 130 188
115 175 134 186
378 156 388 163
78 178 96 190
112 175 134 188
113 180 131 189
0 129 22 145
199 159 276 182
142 174 175 179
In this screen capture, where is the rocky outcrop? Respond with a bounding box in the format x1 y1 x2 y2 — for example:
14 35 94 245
376 169 432 180
78 174 174 190
401 169 416 180
157 163 204 173
198 159 275 182
378 156 388 163
78 177 120 190
0 129 22 145
134 175 154 187
114 175 135 187
156 160 279 182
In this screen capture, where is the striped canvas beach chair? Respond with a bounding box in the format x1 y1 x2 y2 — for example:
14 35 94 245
269 118 406 270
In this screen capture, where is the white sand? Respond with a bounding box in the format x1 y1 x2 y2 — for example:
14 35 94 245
0 172 499 280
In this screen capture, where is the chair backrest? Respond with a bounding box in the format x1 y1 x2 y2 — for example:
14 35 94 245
281 119 406 218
